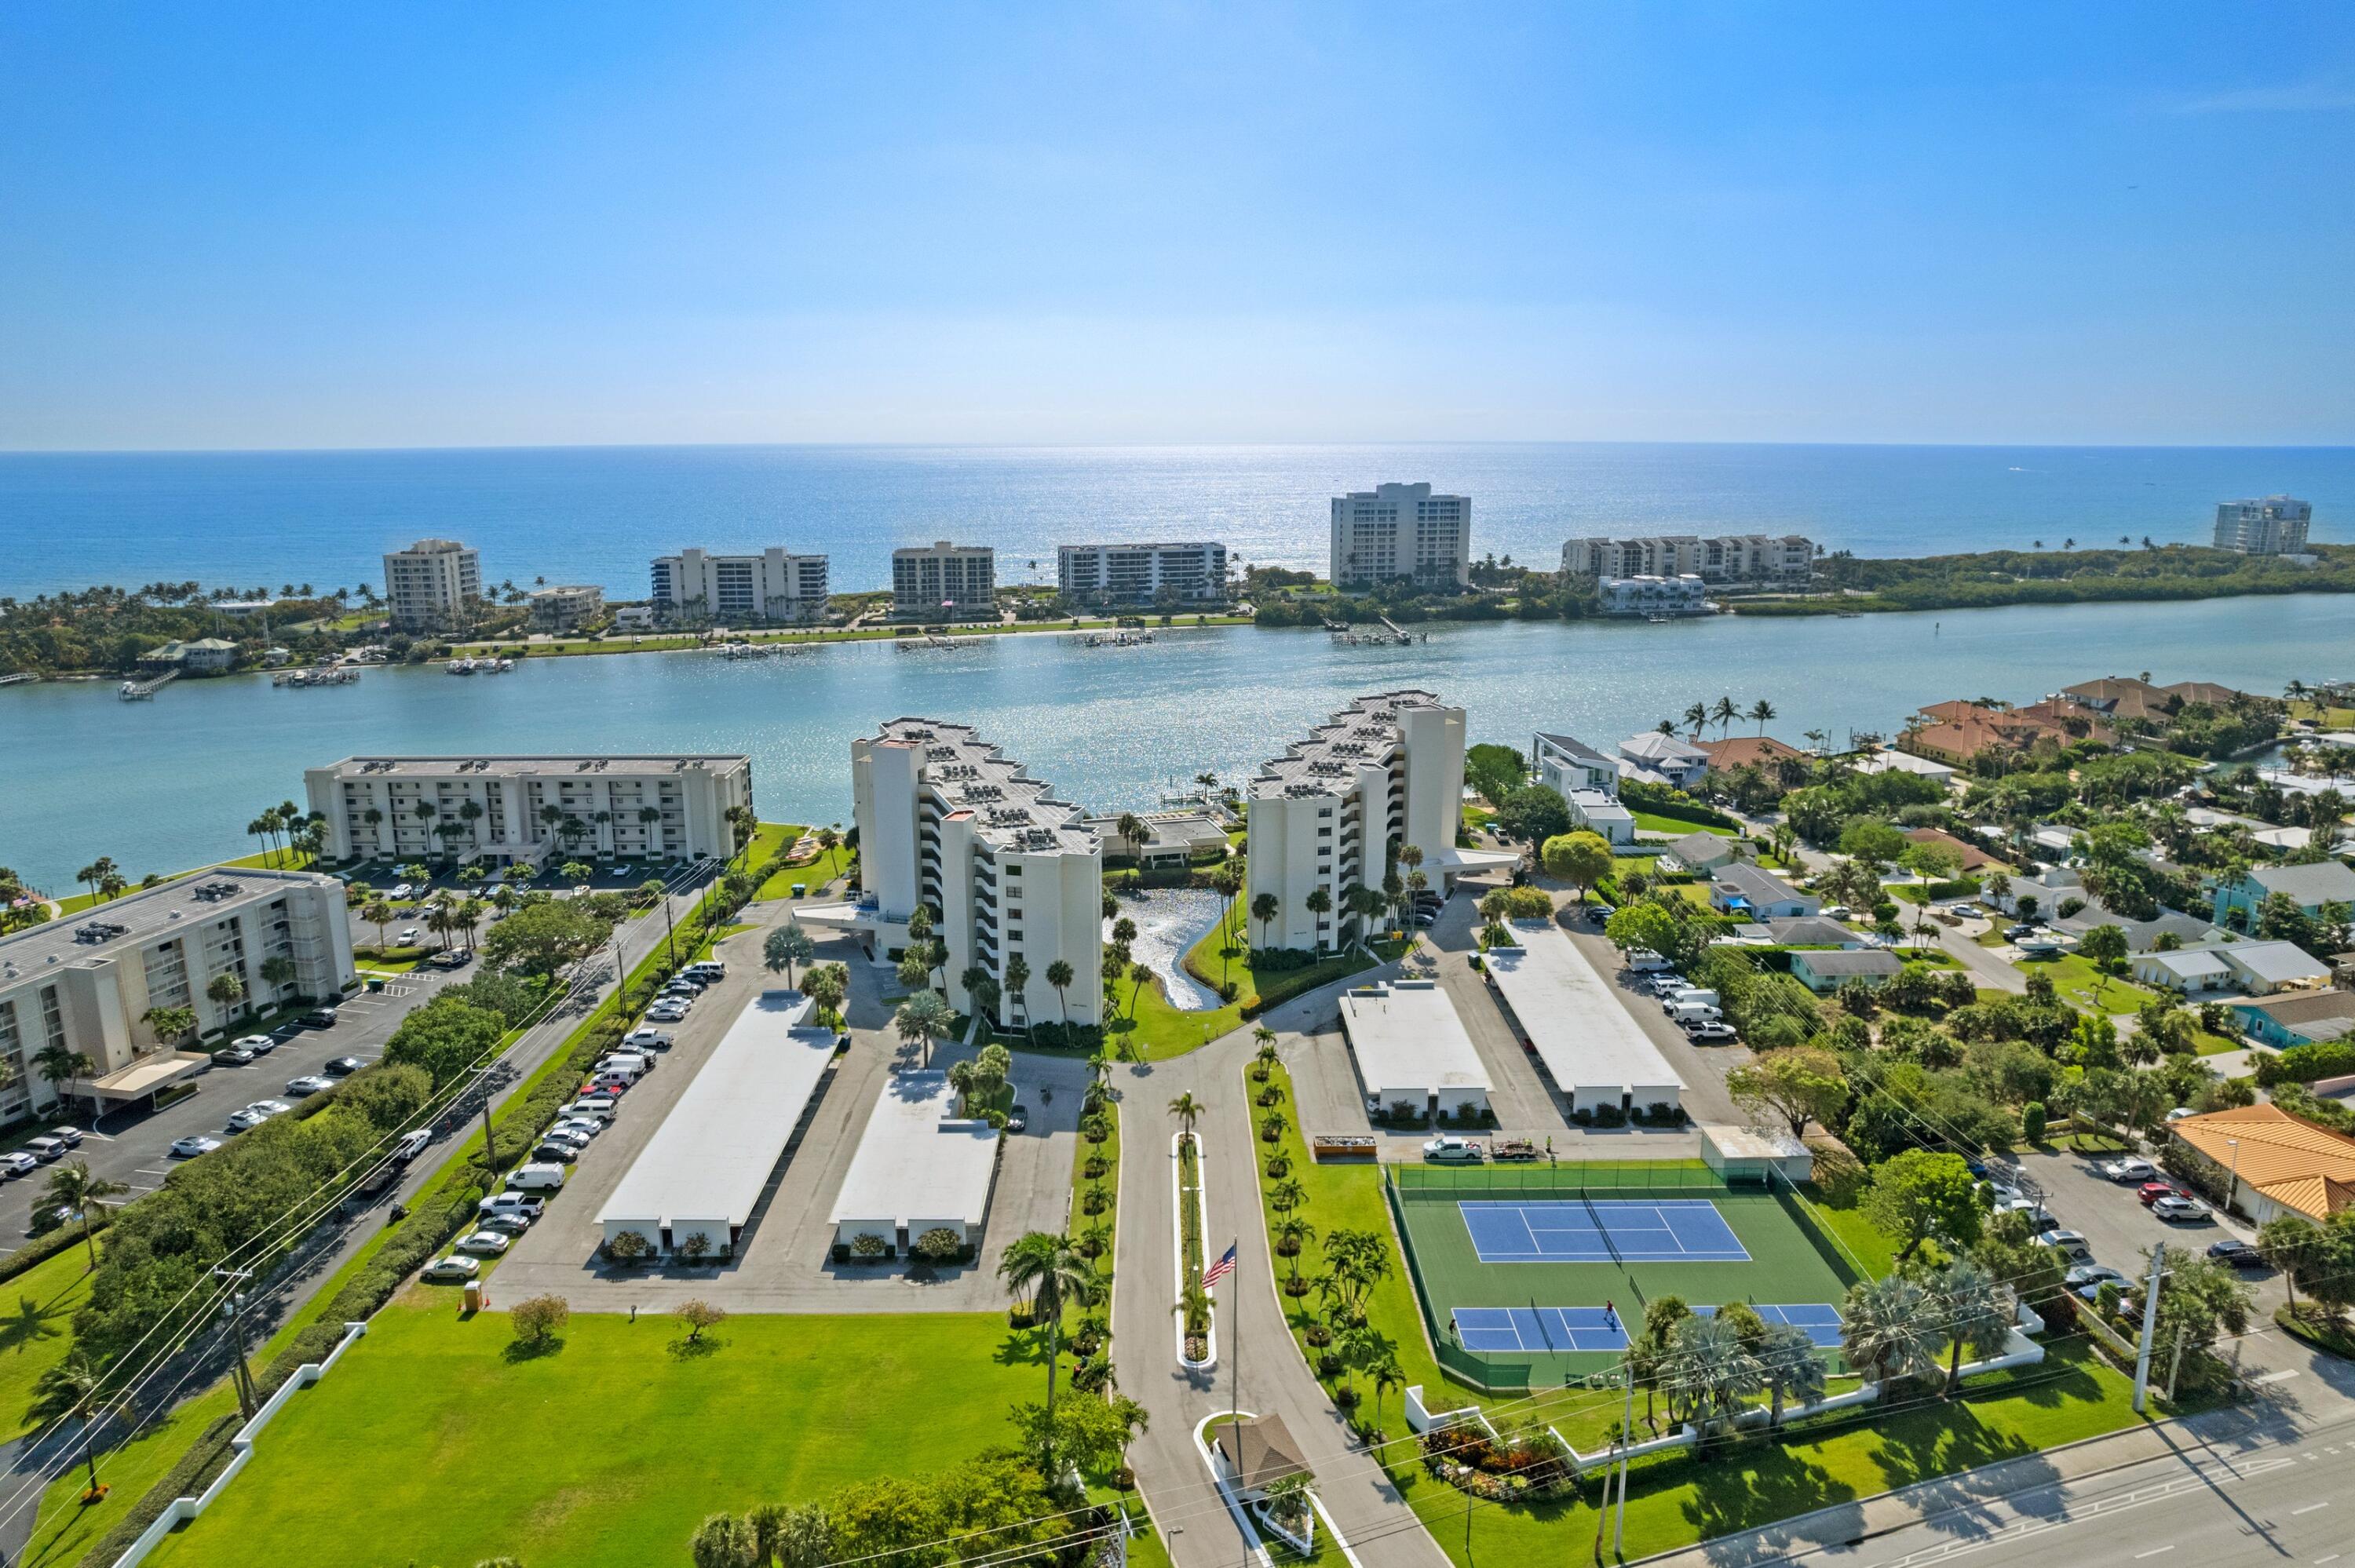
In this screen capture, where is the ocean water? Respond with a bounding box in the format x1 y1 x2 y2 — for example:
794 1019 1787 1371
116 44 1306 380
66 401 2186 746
2 592 2346 893
2 443 2351 600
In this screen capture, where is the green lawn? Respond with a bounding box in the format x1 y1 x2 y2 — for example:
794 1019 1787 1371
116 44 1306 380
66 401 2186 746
753 826 856 903
0 1248 96 1435
1108 912 1367 1062
1633 813 1731 837
2015 953 2158 1014
144 1307 1054 1568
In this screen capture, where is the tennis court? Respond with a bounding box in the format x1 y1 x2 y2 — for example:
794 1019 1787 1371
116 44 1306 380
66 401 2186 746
1459 1198 1751 1264
1387 1162 1870 1388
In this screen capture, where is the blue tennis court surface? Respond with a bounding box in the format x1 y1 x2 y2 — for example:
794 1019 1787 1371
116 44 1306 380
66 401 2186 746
1459 1198 1751 1264
1452 1303 1842 1354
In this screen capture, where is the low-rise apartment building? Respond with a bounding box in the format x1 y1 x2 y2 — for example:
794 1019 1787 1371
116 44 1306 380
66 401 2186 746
892 542 996 618
527 585 604 632
1563 534 1815 584
1596 574 1711 617
648 548 831 625
849 719 1102 1030
1246 691 1513 952
0 870 356 1121
305 754 754 866
1330 483 1471 589
382 538 482 630
1057 542 1229 606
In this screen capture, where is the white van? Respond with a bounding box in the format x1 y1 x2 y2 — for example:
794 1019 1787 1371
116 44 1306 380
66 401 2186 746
1662 988 1720 1013
596 1053 650 1081
1626 949 1674 973
557 1097 617 1122
684 960 725 980
1665 1000 1722 1025
505 1163 567 1193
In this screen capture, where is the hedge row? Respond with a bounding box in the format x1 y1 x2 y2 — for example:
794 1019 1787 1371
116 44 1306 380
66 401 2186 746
0 1213 111 1285
1616 781 1740 830
78 1411 246 1566
1238 952 1373 1020
2256 1039 2355 1088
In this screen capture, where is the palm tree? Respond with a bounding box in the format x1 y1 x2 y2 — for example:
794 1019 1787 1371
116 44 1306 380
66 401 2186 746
1664 1315 1762 1442
995 1231 1101 1481
1303 887 1332 946
34 1045 96 1113
1272 1215 1316 1282
1115 812 1148 858
1252 1026 1279 1074
1926 1258 2015 1395
361 899 393 950
1250 892 1280 950
893 990 953 1069
1168 1092 1203 1136
1711 695 1740 738
1748 698 1777 735
42 1161 127 1267
1839 1276 1938 1392
1368 1351 1405 1427
765 922 816 989
1755 1322 1825 1429
30 1352 124 1500
1682 701 1710 739
1045 959 1075 1026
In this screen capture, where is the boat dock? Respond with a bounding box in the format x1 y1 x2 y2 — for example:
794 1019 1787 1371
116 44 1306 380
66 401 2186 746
273 665 360 688
119 669 179 700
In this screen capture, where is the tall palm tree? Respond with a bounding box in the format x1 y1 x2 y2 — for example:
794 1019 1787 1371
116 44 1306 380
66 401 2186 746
1045 959 1075 1026
995 1231 1100 1480
42 1161 127 1267
1664 1314 1762 1440
30 1352 124 1500
1250 893 1280 950
34 1046 96 1115
1748 698 1777 736
1002 954 1031 1026
1926 1258 2015 1394
1167 1092 1203 1136
1711 695 1740 738
893 990 954 1069
1754 1322 1825 1428
1839 1276 1938 1392
1682 701 1710 739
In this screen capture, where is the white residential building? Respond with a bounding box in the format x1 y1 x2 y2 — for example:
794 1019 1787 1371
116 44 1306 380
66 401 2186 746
1057 542 1229 606
892 542 996 618
0 870 356 1121
382 538 482 630
1532 732 1618 798
1616 732 1711 789
1244 690 1511 952
1596 574 1711 617
846 718 1102 1029
527 585 604 631
305 754 754 866
2212 496 2313 556
648 547 831 624
1330 483 1470 589
1562 534 1814 584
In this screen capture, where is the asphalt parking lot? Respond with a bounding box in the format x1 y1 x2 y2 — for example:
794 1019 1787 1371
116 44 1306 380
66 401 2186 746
0 967 447 1256
2011 1144 2283 1310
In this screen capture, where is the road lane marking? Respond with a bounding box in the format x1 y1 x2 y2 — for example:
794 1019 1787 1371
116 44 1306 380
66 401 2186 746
2255 1369 2302 1384
2135 1548 2174 1559
2294 1503 2330 1515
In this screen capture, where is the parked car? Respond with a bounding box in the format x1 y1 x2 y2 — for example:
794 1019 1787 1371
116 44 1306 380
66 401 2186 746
2165 1107 2197 1123
474 1210 534 1236
24 1135 73 1163
2065 1264 2128 1300
301 1006 340 1027
2152 1195 2212 1223
646 1005 689 1023
389 883 415 900
623 1029 674 1051
2208 1239 2264 1268
557 1098 616 1122
0 1153 39 1179
476 1192 545 1220
210 1045 256 1067
541 1126 593 1150
505 1162 566 1192
396 926 422 944
224 1107 270 1133
324 1056 365 1077
531 1140 579 1164
550 1117 604 1141
40 1126 82 1151
662 979 704 996
684 960 725 979
1685 1021 1740 1043
170 1135 223 1158
420 1256 479 1283
1422 1136 1484 1164
2036 1227 2092 1260
284 1074 334 1098
27 1203 84 1238
455 1230 511 1256
2099 1158 2156 1183
2004 923 2040 941
2135 1181 2182 1205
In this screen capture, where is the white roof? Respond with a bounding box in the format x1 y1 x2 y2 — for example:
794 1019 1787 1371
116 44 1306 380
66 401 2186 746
1337 982 1492 1099
2211 940 2332 986
1484 921 1685 1102
829 1071 1001 1231
1856 746 1955 779
2141 949 2233 981
597 990 834 1231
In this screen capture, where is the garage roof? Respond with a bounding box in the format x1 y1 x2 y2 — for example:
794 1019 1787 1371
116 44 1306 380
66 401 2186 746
1484 920 1685 1101
1337 981 1491 1099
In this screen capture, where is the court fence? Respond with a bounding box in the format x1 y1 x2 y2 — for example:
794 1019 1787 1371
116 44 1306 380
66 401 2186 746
1381 1171 1534 1395
1389 1158 1756 1203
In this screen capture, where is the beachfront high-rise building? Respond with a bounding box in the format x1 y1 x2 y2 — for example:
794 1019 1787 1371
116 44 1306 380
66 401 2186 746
1561 534 1814 584
1057 542 1229 607
382 538 482 630
2212 497 2313 556
1330 484 1471 589
0 869 356 1122
1245 691 1512 953
892 542 997 618
847 720 1101 1029
305 754 753 866
648 547 831 624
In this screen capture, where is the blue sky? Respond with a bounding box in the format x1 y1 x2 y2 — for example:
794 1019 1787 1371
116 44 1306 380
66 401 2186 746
2 2 2351 448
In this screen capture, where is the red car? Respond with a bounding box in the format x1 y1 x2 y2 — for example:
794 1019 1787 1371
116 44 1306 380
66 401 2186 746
586 1076 633 1096
2137 1181 2180 1206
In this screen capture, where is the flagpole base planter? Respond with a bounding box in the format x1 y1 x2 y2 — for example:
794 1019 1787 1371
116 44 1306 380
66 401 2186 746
1173 1130 1217 1370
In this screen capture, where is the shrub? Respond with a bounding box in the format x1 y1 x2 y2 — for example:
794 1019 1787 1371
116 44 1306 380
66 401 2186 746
850 1231 890 1260
511 1293 570 1345
608 1229 652 1264
2257 1040 2355 1088
913 1227 965 1261
2021 1101 2047 1142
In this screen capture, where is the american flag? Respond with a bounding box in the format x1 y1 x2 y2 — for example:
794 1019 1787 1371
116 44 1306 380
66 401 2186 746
1202 1243 1238 1289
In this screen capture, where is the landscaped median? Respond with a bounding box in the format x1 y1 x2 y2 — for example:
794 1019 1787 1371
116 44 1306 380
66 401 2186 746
1105 904 1370 1062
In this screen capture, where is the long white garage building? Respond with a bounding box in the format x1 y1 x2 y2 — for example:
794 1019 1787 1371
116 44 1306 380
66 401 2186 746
1336 981 1492 1118
830 1070 1002 1256
598 990 836 1258
1484 919 1685 1114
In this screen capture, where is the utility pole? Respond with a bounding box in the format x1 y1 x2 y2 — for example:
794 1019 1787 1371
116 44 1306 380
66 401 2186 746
1615 1355 1634 1558
214 1267 256 1420
2133 1242 2165 1413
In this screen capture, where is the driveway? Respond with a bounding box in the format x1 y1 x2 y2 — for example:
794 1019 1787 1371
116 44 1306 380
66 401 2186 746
2010 1145 2282 1316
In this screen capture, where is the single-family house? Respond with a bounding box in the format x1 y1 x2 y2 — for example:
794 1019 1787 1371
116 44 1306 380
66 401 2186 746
2130 946 2237 995
2229 989 2355 1049
1765 914 1871 949
2046 900 2222 954
2213 860 2355 927
1662 831 1744 874
2133 939 2331 997
1854 746 1957 785
1696 735 1809 780
1566 789 1637 846
1616 732 1711 789
2062 676 2255 725
1789 948 1904 992
1534 732 1619 798
1901 826 2005 875
2169 1103 2355 1225
1709 862 1819 920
